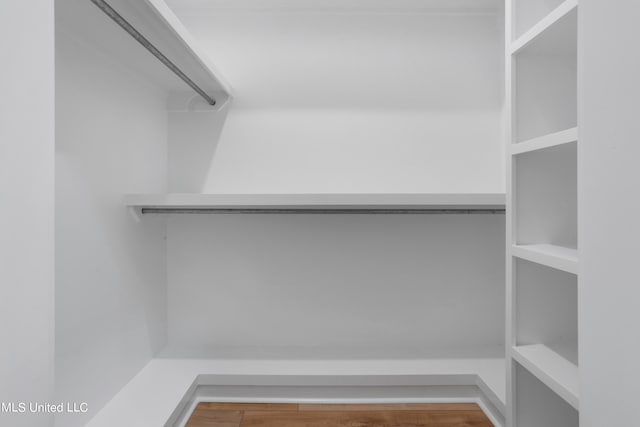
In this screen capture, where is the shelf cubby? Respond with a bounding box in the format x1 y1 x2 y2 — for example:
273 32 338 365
515 141 577 249
512 0 578 49
513 5 577 143
514 363 579 426
512 344 579 409
515 258 578 365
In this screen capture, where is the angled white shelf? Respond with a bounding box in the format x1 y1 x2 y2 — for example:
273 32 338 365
512 244 578 274
510 0 578 55
511 127 578 156
57 0 232 102
125 193 506 215
511 344 579 410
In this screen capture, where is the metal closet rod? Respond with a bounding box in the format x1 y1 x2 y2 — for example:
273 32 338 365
141 208 506 215
89 0 216 106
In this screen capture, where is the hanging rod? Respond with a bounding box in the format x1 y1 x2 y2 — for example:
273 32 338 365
140 208 506 215
89 0 216 106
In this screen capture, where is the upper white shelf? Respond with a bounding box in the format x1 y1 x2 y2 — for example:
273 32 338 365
511 0 578 56
511 344 579 410
57 0 232 101
125 193 506 214
512 244 578 274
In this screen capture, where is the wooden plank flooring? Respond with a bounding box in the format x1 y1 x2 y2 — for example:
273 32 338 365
186 402 493 427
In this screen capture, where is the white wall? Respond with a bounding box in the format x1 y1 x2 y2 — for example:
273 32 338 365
0 1 55 426
165 214 505 359
54 28 168 427
169 5 504 193
579 1 640 426
160 2 506 360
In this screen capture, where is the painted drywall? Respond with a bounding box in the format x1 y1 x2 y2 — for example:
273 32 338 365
165 214 505 359
161 3 506 359
53 28 168 427
0 1 54 426
579 1 640 426
167 7 504 193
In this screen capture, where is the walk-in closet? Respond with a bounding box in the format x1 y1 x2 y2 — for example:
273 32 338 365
2 1 639 426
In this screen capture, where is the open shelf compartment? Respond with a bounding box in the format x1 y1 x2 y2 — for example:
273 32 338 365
512 0 578 52
514 363 579 426
515 142 577 249
513 4 577 143
512 344 579 409
515 258 578 363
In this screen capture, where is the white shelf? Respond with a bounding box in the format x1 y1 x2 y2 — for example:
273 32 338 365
511 344 579 410
85 358 507 427
57 0 232 101
512 127 578 155
125 193 506 214
510 0 578 55
512 244 578 274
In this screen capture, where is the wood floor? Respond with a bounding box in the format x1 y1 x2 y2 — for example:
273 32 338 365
185 402 493 427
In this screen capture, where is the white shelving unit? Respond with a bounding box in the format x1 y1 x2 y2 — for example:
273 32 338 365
510 0 578 54
506 0 579 425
